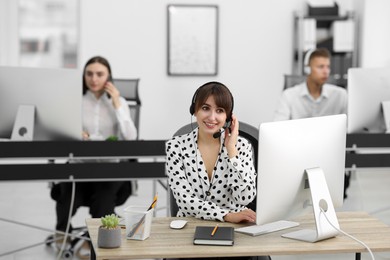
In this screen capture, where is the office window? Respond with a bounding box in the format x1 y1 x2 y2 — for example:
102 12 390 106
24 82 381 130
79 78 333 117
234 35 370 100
18 0 78 68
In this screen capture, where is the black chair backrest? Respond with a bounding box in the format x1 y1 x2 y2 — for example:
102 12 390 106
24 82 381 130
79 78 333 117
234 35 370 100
284 74 347 89
113 78 141 136
284 74 306 90
169 121 259 216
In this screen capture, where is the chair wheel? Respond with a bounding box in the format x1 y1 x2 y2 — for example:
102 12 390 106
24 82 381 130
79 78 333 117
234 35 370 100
45 234 55 246
62 249 73 259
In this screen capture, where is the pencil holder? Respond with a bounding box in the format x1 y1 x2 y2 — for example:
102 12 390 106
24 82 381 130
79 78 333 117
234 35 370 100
123 206 154 240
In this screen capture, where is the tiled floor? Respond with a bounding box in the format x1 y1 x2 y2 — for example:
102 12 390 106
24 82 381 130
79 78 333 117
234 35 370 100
0 170 389 260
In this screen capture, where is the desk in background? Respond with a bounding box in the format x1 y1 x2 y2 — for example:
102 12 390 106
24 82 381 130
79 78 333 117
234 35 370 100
346 134 390 168
0 140 166 181
0 140 167 257
86 212 390 260
2 135 389 179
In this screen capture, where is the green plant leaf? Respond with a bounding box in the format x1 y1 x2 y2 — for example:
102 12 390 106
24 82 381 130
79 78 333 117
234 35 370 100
100 213 120 229
106 136 118 141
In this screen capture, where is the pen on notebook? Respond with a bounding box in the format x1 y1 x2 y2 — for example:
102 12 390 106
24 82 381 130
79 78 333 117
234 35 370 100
211 224 219 236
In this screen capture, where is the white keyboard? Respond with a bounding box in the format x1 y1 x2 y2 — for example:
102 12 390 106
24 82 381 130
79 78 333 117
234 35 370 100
235 220 299 236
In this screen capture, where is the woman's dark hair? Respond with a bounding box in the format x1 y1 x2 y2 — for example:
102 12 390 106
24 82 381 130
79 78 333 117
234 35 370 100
190 81 234 122
82 56 112 95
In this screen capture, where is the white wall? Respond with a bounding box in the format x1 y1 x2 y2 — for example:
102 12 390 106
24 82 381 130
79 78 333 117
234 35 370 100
359 0 390 68
0 0 19 66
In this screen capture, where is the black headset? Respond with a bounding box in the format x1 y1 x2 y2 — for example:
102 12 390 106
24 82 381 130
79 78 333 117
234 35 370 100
189 81 234 122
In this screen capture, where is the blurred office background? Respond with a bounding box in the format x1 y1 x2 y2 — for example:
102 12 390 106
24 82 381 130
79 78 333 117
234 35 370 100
1 0 390 140
1 0 390 259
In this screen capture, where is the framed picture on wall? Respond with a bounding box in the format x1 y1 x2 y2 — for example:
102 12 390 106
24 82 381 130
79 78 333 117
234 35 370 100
167 5 219 76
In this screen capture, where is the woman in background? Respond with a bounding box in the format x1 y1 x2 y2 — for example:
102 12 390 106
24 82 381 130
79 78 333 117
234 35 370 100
52 56 137 257
80 56 137 141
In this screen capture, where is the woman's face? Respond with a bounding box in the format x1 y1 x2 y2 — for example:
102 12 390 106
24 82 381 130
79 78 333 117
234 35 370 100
195 95 227 137
84 62 110 95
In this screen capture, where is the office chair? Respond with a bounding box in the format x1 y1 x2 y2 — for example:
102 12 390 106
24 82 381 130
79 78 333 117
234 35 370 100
113 78 141 135
167 122 270 260
283 74 347 90
112 78 141 192
283 74 306 90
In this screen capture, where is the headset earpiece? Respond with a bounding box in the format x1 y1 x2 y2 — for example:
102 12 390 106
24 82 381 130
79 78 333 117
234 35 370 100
189 84 202 116
303 49 315 75
189 102 195 116
304 65 311 75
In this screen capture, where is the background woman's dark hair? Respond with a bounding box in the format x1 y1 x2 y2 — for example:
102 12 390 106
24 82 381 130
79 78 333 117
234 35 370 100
190 81 234 122
82 56 112 95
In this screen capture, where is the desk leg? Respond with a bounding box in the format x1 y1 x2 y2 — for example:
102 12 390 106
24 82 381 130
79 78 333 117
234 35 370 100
90 241 96 260
355 252 361 260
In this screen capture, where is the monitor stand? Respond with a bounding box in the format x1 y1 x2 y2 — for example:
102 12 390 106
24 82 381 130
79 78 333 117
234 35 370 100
381 101 390 133
11 105 35 141
282 167 340 242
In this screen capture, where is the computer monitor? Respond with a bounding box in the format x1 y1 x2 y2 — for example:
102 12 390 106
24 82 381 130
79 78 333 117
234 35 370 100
347 67 390 133
0 66 82 141
256 114 347 242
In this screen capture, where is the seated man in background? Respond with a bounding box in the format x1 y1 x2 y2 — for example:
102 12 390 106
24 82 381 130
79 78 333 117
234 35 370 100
273 48 350 198
274 48 347 121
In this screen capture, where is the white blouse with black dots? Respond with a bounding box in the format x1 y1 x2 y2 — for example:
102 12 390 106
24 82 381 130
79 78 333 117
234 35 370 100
165 128 257 222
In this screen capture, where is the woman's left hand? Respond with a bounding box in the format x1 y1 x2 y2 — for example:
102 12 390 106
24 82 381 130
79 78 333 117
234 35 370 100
224 114 239 158
223 208 256 223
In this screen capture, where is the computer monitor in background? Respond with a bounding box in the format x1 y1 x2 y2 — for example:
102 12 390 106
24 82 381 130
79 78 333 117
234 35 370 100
0 66 82 141
347 67 390 133
256 115 347 242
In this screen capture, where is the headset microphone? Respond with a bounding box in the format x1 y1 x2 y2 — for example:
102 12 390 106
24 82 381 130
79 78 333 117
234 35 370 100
213 125 231 139
213 129 224 139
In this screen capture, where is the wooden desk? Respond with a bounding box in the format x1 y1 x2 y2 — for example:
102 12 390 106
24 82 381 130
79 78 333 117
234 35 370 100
86 212 390 260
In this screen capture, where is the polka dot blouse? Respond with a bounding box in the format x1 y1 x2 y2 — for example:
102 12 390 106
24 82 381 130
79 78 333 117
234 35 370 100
165 128 257 222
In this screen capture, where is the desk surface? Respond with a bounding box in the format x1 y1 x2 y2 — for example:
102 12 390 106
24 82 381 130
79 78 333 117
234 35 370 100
86 212 390 259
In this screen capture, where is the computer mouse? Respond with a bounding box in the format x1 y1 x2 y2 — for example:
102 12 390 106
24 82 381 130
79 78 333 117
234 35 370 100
170 219 188 229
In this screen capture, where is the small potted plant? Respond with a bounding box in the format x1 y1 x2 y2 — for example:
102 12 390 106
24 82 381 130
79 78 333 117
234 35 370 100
97 214 121 248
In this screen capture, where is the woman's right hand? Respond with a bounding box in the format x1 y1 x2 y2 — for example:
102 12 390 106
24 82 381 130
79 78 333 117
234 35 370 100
104 81 121 109
223 208 256 223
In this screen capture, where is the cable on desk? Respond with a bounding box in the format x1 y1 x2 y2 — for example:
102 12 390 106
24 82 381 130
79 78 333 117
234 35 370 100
56 175 75 260
320 208 375 260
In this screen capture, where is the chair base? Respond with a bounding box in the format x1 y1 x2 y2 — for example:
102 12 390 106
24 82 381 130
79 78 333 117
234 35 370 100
46 227 90 259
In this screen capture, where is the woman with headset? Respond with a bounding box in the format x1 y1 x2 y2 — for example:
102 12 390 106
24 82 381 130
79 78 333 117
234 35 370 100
166 82 257 223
